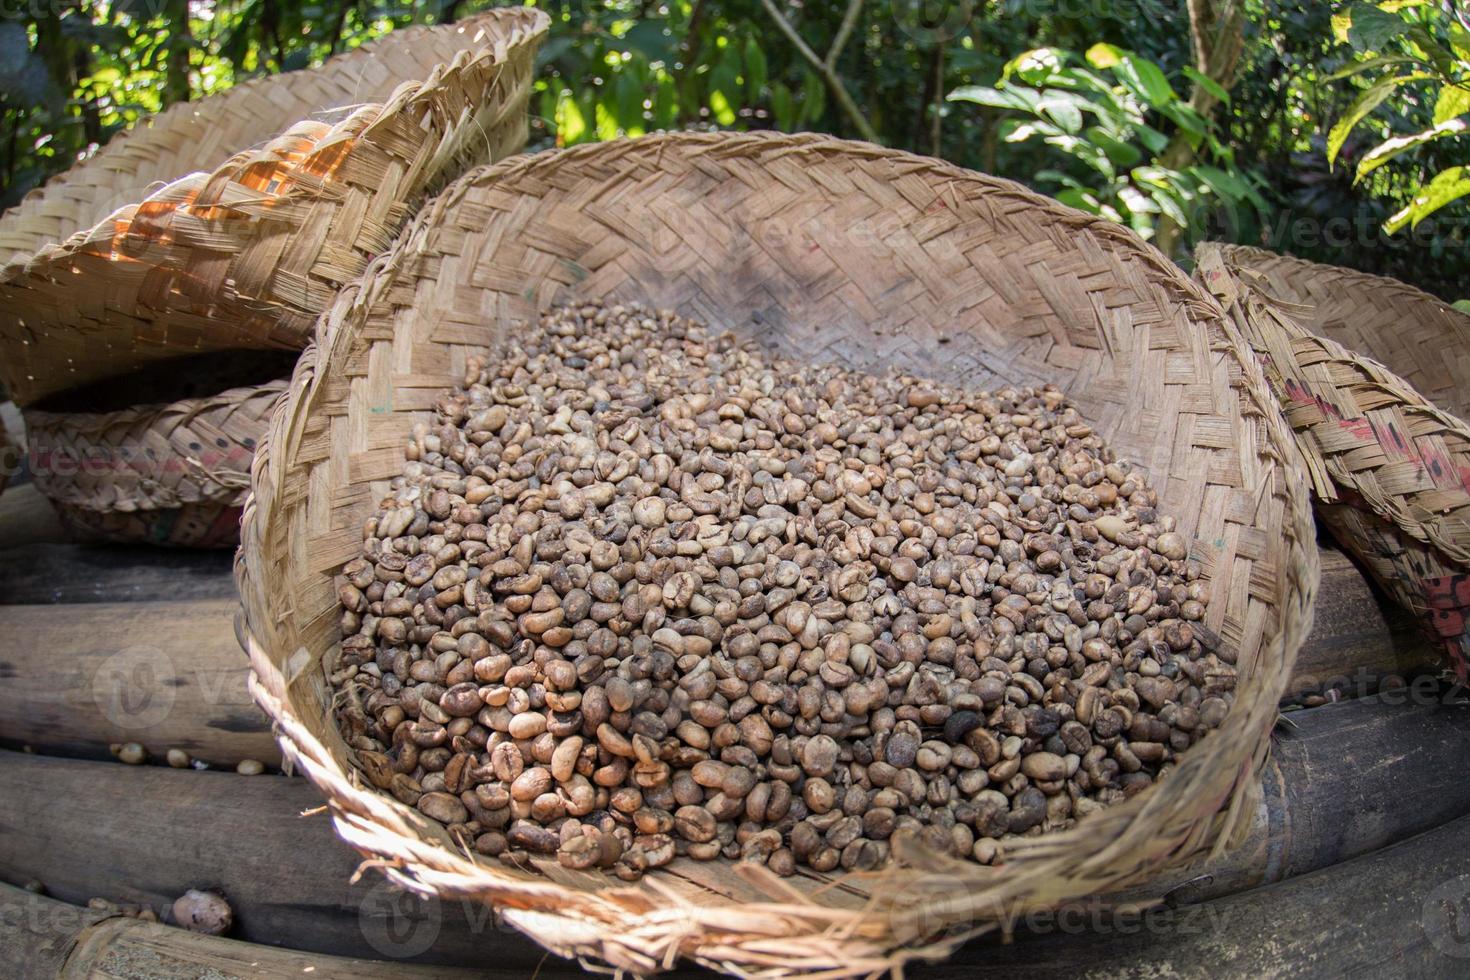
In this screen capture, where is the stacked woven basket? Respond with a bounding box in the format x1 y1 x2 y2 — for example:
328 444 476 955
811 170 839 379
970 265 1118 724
236 132 1318 975
0 8 548 545
1198 244 1470 680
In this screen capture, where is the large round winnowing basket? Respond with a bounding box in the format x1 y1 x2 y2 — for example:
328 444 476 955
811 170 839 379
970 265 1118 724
1198 244 1470 678
0 7 548 407
1213 244 1470 419
236 133 1318 976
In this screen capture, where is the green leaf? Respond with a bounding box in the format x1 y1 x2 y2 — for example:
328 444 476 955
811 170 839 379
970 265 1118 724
556 88 586 145
1136 123 1169 154
1383 166 1470 231
1055 187 1102 214
799 69 826 124
614 69 645 134
1452 299 1470 314
1193 164 1253 202
1147 185 1189 226
1328 74 1420 167
1435 85 1470 125
1008 48 1065 86
771 82 796 131
947 85 1041 112
1357 118 1470 178
1085 43 1123 69
1037 92 1085 133
653 73 678 130
1182 67 1230 105
1085 127 1143 167
1345 2 1410 52
708 87 737 126
619 21 678 63
1325 54 1418 80
744 37 767 98
1104 50 1178 109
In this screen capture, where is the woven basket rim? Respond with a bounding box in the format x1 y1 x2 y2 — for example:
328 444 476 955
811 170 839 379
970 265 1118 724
1199 243 1470 568
1214 242 1470 325
238 131 1319 977
0 7 549 285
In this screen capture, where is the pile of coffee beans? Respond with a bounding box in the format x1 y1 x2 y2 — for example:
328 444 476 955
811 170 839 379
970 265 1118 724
331 301 1233 879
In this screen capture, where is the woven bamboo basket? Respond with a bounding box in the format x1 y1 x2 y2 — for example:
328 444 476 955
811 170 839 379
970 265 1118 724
23 370 289 547
0 7 547 407
236 133 1317 976
1213 244 1470 419
1198 244 1470 679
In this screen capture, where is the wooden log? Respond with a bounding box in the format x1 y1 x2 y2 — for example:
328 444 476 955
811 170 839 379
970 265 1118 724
0 883 496 980
929 812 1470 979
1286 544 1434 698
1 693 1463 967
0 543 236 604
1132 689 1470 903
0 598 279 767
0 751 551 967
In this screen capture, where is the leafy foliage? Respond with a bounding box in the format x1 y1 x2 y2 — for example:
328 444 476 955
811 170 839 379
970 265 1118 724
3 1 1470 300
948 44 1265 244
1328 1 1470 233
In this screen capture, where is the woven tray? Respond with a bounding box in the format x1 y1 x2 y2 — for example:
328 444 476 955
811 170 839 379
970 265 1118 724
0 8 547 407
1213 244 1470 419
25 377 289 547
236 133 1317 976
1198 244 1470 679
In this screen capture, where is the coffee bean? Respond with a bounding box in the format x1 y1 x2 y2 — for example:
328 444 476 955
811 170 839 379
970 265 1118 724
334 300 1227 879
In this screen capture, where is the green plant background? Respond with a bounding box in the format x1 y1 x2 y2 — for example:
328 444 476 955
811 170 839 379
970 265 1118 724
3 0 1468 299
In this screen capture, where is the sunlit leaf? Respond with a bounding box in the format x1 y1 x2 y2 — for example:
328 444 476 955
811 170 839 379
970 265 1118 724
1328 74 1424 167
1085 43 1123 69
556 88 585 146
1357 118 1469 178
1384 166 1470 231
1435 85 1470 125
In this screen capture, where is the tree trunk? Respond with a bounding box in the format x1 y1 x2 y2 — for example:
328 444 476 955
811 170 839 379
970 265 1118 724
1155 0 1245 257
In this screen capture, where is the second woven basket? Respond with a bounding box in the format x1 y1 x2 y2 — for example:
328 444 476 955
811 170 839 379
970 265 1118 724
0 7 548 407
1197 244 1470 679
237 133 1317 976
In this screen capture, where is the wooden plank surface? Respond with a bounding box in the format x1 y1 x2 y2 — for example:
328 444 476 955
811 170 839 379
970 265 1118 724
2 693 1465 968
0 598 279 767
0 883 494 980
936 812 1470 979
